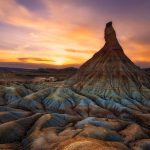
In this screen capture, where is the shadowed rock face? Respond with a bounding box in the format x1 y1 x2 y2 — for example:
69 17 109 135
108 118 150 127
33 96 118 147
0 22 150 150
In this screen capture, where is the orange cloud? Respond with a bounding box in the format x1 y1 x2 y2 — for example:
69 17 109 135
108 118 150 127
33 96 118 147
65 49 97 54
18 57 54 63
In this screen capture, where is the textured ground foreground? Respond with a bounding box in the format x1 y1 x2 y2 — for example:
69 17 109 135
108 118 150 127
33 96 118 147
0 22 150 150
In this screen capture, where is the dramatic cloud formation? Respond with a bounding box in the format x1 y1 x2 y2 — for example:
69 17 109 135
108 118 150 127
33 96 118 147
0 0 150 68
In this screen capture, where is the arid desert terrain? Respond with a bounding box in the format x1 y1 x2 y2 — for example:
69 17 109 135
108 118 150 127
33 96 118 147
0 22 150 150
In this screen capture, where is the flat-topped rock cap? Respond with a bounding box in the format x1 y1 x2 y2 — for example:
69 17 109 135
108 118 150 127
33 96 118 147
106 21 113 27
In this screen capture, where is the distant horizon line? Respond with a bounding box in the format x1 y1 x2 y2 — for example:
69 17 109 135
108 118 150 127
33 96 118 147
0 66 79 70
0 65 149 70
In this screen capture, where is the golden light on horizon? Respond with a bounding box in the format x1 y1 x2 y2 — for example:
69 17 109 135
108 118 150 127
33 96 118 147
52 57 66 66
0 0 149 68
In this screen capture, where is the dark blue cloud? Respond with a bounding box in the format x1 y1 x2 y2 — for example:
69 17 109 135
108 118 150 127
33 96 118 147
16 0 44 11
73 0 150 22
15 0 150 25
16 0 49 17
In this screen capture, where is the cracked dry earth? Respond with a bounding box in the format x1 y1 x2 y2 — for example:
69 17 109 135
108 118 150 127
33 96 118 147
0 22 150 150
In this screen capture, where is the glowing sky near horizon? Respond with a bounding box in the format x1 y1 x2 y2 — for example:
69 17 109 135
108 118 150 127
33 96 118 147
0 0 150 68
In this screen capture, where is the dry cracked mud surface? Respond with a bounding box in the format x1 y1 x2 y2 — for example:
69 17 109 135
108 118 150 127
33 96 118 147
0 22 150 150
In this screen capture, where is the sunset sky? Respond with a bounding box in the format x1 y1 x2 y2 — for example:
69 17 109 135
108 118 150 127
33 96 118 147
0 0 150 69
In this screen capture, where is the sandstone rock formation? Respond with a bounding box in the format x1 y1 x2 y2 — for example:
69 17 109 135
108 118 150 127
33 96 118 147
69 22 150 100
